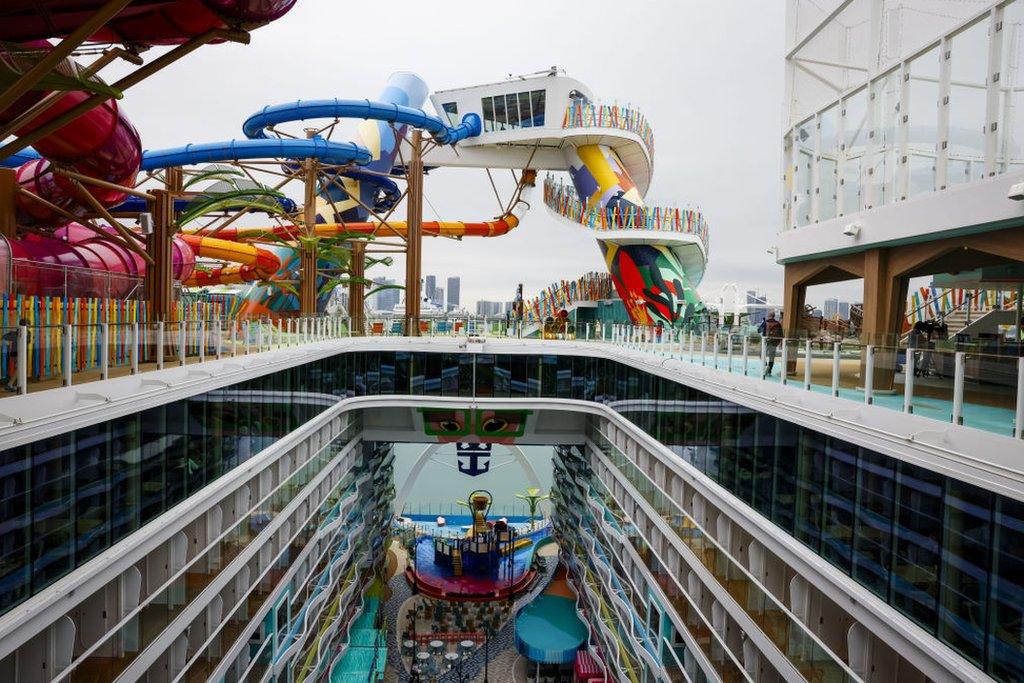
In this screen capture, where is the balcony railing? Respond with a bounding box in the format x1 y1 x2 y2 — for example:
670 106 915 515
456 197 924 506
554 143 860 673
543 177 710 252
581 323 1024 440
522 271 613 323
562 100 655 161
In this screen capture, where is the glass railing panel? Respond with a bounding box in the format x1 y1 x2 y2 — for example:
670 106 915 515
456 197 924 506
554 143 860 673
960 350 1018 435
908 346 957 423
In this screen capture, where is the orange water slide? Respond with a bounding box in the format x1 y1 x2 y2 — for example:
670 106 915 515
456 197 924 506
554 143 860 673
178 233 281 287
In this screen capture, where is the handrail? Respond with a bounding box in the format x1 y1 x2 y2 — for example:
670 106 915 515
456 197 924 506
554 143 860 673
542 176 709 252
562 100 655 161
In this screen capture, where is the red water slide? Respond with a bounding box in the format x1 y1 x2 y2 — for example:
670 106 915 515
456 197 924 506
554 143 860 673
0 0 296 291
0 1 297 44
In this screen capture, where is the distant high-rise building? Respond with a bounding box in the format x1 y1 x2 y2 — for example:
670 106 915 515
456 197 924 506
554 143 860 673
372 277 399 313
823 297 839 319
476 300 504 316
425 275 437 302
838 301 850 319
447 276 461 312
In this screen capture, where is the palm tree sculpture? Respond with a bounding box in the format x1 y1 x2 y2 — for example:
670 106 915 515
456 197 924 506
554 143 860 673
515 488 549 530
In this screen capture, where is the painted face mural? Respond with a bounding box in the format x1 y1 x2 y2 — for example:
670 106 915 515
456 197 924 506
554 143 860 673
600 242 701 326
420 408 531 444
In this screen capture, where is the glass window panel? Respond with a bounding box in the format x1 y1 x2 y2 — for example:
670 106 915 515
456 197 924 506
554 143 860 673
475 354 494 397
0 445 31 611
892 461 943 631
481 97 494 132
31 435 74 591
530 90 546 126
424 353 442 396
728 410 749 500
852 450 895 598
948 18 990 186
999 1 1024 174
794 118 814 226
907 46 941 196
939 479 992 665
505 94 520 128
109 414 141 544
75 423 110 565
410 353 425 395
441 354 459 396
751 411 776 517
819 104 839 220
842 88 868 214
379 352 396 394
394 352 410 394
518 92 533 128
163 400 188 508
795 428 826 550
988 496 1024 680
556 355 572 399
540 355 557 397
821 438 858 572
493 95 507 131
772 420 799 534
459 355 474 397
442 102 458 126
870 70 900 207
493 355 511 397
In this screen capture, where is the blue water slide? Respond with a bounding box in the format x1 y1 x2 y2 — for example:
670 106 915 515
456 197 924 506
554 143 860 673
0 148 41 168
241 99 482 145
320 169 402 213
112 194 298 214
139 137 372 171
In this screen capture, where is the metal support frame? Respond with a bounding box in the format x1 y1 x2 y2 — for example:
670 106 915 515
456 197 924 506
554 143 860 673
864 345 875 404
62 324 72 387
1015 357 1024 439
131 322 139 375
17 325 27 395
0 0 133 116
0 28 248 162
780 340 789 386
100 322 109 380
803 339 812 390
903 350 916 413
952 351 966 424
178 322 186 366
156 322 164 369
405 130 424 336
832 342 841 397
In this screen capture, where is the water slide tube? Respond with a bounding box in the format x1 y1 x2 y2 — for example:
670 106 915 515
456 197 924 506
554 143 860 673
178 233 279 287
0 0 297 295
0 1 298 44
198 173 536 242
309 73 431 224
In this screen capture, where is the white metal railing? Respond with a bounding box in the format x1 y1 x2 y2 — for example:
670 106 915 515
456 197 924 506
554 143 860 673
577 323 1023 440
1 314 351 394
784 2 1024 228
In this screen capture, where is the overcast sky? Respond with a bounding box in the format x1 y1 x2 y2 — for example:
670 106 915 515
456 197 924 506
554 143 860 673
112 1 811 309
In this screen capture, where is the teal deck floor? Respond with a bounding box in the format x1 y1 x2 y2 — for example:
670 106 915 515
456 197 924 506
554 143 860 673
631 347 1016 438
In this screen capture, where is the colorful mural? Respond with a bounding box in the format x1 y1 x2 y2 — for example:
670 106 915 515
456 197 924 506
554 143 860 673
420 408 532 444
564 139 706 327
601 242 701 326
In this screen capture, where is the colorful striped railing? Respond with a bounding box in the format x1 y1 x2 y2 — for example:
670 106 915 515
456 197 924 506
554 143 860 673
543 177 709 252
561 100 655 161
522 271 614 323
